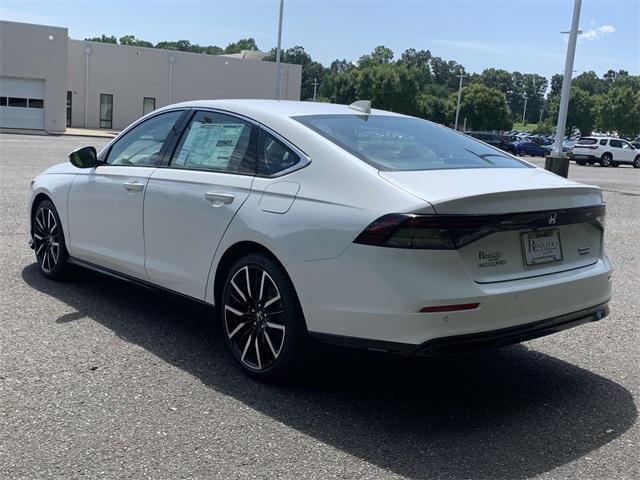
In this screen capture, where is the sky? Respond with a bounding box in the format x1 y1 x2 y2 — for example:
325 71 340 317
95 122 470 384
1 0 638 79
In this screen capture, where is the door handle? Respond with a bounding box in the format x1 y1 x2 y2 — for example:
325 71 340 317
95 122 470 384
205 192 234 206
123 180 144 192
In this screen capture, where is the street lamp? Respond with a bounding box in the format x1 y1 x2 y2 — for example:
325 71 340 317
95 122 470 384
274 0 285 100
545 0 582 178
522 94 528 125
454 71 465 131
312 78 319 102
551 0 582 156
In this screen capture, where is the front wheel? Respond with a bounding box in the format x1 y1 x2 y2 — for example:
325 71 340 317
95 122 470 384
634 156 640 168
32 200 69 279
600 153 612 167
221 253 307 381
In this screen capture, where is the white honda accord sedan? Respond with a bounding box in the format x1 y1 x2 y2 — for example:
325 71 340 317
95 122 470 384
29 99 612 380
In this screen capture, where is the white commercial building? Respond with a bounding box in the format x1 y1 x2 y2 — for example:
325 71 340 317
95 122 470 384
0 20 302 132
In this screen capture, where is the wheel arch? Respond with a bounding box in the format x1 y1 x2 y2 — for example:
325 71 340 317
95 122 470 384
212 241 301 314
30 192 53 231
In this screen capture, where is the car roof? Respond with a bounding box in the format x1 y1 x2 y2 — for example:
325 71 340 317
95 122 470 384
156 99 406 120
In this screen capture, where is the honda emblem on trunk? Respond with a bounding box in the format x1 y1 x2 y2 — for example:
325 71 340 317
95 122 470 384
547 212 558 225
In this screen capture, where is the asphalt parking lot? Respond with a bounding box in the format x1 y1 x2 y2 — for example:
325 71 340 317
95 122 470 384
1 133 638 480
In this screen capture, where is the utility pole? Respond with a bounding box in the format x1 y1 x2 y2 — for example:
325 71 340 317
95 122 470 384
546 0 582 178
522 94 528 125
274 0 285 100
454 71 465 131
312 78 319 102
552 0 582 156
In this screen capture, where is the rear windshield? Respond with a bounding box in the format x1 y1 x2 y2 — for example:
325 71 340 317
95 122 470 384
577 137 598 145
293 114 531 171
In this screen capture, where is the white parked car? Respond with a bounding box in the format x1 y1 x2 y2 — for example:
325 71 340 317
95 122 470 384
570 136 640 168
29 100 612 380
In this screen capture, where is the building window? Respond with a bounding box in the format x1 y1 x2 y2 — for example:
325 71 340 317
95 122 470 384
0 97 7 106
143 97 156 116
28 99 44 109
8 97 28 108
99 94 113 129
66 91 72 127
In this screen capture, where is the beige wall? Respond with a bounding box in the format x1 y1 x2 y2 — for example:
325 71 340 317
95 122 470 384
67 39 302 130
0 21 68 132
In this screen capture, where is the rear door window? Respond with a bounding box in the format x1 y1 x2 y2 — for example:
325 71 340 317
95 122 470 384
170 110 257 174
609 140 623 148
257 129 301 176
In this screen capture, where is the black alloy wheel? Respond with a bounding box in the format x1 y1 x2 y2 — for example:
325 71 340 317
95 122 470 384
33 200 68 279
221 253 306 380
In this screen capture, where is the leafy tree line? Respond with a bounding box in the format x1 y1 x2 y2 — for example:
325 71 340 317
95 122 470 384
85 34 640 138
84 34 258 55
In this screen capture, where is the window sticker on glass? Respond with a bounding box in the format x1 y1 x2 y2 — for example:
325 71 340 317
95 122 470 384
176 119 245 169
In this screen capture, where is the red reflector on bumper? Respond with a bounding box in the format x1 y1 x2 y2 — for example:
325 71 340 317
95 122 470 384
420 303 480 313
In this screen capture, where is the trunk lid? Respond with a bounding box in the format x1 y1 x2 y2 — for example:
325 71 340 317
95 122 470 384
379 168 604 283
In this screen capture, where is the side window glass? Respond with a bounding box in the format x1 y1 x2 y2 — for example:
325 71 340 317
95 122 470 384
609 140 622 148
621 141 631 149
106 111 183 166
258 129 300 175
599 139 607 146
171 111 256 174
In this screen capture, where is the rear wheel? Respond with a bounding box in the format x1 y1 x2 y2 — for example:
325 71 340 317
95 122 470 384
221 253 307 381
32 200 68 279
576 159 587 166
634 156 640 168
600 153 612 167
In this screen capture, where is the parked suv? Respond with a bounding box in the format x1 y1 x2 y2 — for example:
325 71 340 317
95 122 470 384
569 137 640 168
466 131 518 155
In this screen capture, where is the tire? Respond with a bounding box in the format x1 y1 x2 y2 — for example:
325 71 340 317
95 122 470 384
611 162 619 167
588 160 595 165
600 153 612 167
221 253 307 381
576 159 587 166
634 156 640 168
32 199 69 280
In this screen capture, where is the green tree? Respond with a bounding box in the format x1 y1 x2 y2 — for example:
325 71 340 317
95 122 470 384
595 86 640 138
118 35 153 48
547 86 595 136
84 34 117 44
572 71 603 95
358 45 394 67
459 83 512 131
416 93 453 125
549 73 564 98
224 38 258 54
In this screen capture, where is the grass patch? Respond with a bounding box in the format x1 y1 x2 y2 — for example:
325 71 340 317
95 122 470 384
511 122 538 132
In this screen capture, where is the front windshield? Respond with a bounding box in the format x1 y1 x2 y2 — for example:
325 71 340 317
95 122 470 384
294 114 532 171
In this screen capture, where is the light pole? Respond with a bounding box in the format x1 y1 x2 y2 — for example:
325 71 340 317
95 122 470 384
274 0 284 100
522 94 528 125
551 0 582 156
454 71 465 131
312 78 319 102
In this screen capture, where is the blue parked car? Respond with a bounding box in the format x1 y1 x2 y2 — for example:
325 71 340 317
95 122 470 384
514 140 551 157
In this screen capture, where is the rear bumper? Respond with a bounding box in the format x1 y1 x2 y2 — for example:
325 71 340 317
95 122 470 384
312 302 610 356
287 244 612 346
569 153 599 161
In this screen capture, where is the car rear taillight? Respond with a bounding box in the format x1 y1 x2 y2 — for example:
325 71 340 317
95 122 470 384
354 206 606 250
353 214 455 249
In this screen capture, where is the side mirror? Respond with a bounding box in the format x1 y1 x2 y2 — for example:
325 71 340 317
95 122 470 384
69 146 98 168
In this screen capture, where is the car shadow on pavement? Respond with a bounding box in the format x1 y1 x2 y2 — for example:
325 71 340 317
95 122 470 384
22 263 637 480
